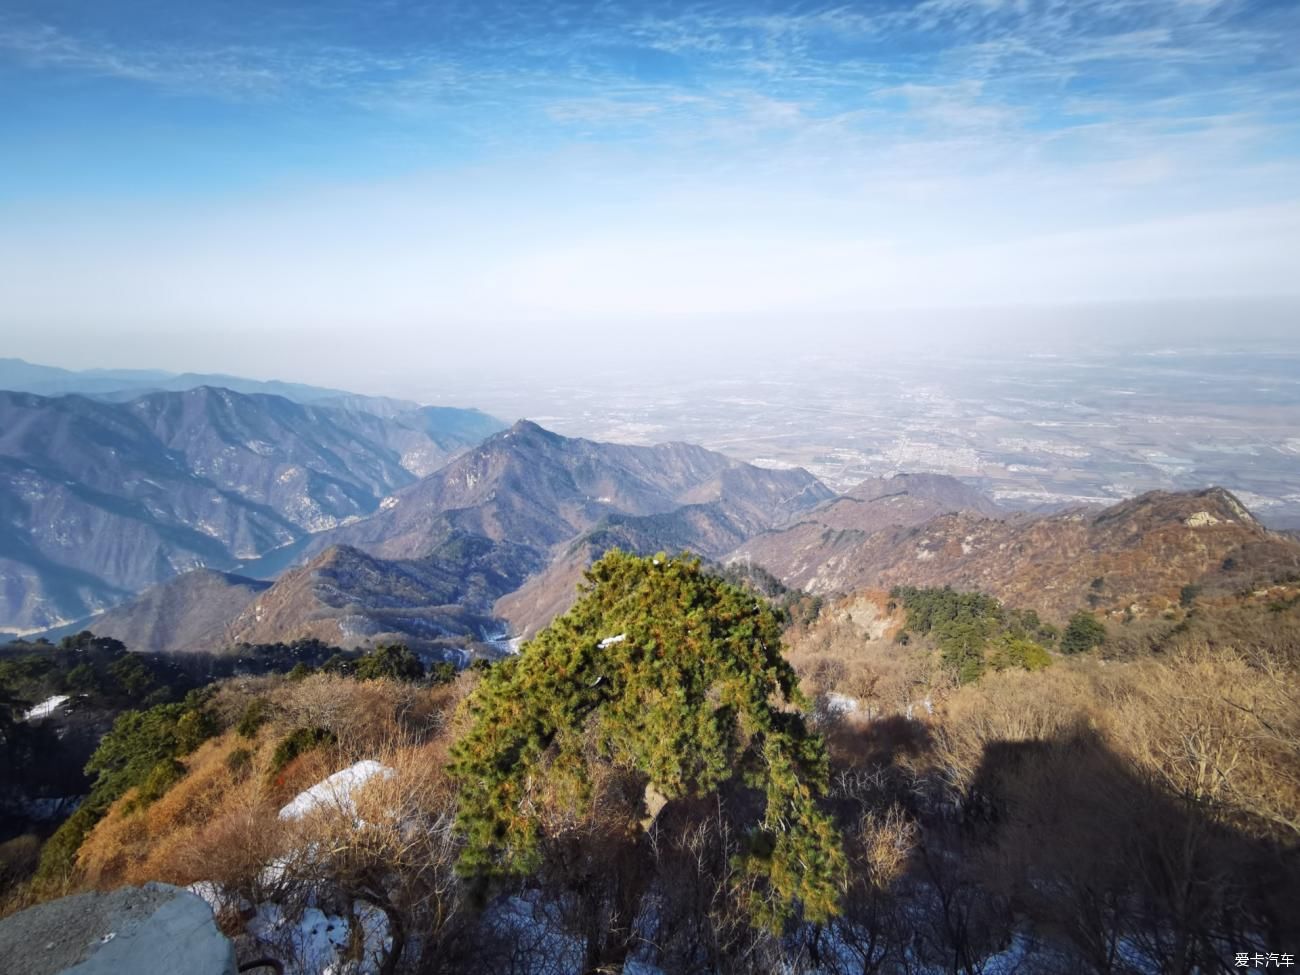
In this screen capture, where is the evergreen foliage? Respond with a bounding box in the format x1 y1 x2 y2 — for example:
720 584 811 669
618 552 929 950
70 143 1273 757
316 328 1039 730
449 550 845 929
34 692 217 882
354 643 425 682
237 697 270 738
892 586 1054 683
1061 611 1108 654
270 726 337 774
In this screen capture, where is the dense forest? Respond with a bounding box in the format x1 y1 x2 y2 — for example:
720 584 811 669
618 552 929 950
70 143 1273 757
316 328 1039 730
1 553 1297 973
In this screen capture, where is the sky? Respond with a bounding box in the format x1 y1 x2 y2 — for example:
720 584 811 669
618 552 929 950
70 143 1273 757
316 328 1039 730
2 0 1299 391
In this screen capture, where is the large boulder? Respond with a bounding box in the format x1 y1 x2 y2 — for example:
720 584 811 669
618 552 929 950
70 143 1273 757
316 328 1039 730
0 882 236 975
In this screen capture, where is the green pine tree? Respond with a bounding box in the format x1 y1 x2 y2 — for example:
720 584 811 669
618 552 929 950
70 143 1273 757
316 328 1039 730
1061 611 1107 654
449 550 845 929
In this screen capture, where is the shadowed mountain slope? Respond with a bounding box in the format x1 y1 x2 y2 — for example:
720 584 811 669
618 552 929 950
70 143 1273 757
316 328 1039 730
88 570 270 654
224 542 540 657
0 388 502 632
99 422 832 652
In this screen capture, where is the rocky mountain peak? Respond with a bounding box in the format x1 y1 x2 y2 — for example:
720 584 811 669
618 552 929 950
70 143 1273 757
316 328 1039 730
1092 487 1263 532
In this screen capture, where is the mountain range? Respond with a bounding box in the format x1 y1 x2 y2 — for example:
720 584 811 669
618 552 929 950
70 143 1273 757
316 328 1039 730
7 364 1300 657
74 419 835 653
0 357 416 415
0 385 502 633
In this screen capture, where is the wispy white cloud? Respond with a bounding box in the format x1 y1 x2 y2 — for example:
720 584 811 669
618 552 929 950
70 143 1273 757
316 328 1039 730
1 0 1297 345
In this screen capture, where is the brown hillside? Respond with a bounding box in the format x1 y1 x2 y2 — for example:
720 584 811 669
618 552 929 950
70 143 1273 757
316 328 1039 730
732 488 1300 621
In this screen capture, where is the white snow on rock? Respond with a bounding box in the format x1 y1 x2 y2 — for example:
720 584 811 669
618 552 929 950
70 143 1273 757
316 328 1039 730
24 695 69 721
278 760 394 822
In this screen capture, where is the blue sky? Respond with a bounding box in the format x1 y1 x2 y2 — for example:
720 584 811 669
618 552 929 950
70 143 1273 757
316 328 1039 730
2 0 1299 384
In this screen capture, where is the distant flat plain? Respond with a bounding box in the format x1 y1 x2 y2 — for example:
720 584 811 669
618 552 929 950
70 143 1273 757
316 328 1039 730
431 349 1300 529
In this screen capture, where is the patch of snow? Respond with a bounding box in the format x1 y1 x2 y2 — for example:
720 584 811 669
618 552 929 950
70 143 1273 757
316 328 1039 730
24 695 69 721
278 760 394 822
245 900 391 975
379 496 399 510
483 892 585 975
484 627 523 655
825 693 859 715
598 633 627 649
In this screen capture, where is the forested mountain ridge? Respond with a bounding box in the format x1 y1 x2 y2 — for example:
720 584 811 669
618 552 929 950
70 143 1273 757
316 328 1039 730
0 387 503 633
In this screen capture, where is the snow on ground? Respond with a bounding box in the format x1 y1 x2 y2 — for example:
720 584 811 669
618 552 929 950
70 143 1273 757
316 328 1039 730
824 692 859 715
23 695 69 721
598 633 627 648
244 900 391 975
189 883 392 974
278 760 394 822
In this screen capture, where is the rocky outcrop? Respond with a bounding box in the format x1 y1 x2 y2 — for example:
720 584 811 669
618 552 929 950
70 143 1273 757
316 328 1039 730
0 882 235 975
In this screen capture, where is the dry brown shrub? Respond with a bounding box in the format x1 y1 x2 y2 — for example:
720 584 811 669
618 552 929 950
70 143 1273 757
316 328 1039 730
787 633 935 719
271 674 454 756
1101 643 1300 842
207 674 287 729
89 674 465 888
853 804 916 889
932 661 1099 793
0 835 41 898
77 732 286 890
275 734 464 963
783 595 932 716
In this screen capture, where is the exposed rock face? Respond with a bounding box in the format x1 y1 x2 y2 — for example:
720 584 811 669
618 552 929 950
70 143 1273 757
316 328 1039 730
0 388 502 631
732 487 1300 621
0 882 235 975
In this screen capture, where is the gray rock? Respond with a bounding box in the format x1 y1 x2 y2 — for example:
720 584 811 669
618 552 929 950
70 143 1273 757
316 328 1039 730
0 882 236 975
